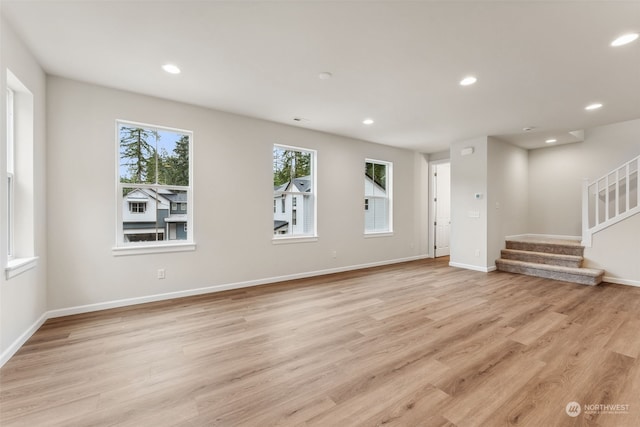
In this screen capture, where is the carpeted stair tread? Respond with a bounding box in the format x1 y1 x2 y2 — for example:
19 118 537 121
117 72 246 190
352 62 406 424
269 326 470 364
500 249 583 268
505 239 584 256
495 258 604 285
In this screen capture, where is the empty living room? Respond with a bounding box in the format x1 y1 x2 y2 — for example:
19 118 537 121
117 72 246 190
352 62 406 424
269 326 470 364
1 1 639 426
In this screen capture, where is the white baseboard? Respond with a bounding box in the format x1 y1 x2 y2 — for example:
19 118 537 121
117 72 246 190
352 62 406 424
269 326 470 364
603 276 640 287
449 261 496 273
48 254 429 319
0 312 48 368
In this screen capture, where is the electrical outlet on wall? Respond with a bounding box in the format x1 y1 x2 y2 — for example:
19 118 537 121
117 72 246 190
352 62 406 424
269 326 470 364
475 249 480 257
157 268 166 279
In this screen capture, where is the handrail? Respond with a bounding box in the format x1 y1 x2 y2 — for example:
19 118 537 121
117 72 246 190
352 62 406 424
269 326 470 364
582 155 640 247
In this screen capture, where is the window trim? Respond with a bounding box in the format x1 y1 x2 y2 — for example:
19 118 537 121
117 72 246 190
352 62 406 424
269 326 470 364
113 120 195 256
364 158 393 235
6 87 14 260
272 144 317 242
5 71 37 276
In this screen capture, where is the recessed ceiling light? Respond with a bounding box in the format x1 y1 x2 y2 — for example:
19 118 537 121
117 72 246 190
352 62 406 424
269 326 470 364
611 33 639 47
162 64 181 74
363 118 374 125
459 76 477 86
585 103 603 111
318 72 333 80
545 138 557 144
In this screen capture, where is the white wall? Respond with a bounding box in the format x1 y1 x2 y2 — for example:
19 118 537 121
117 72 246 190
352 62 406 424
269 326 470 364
0 18 48 362
46 76 428 311
450 136 529 271
487 137 529 265
528 118 640 235
584 214 640 286
450 137 488 270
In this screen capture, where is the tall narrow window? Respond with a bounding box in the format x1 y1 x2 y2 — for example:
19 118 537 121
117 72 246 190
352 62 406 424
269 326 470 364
116 121 193 253
273 144 316 238
5 70 37 279
364 159 393 234
6 88 14 259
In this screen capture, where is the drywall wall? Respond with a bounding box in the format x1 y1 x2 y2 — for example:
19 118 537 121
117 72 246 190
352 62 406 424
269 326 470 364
0 18 48 361
450 136 529 271
450 136 488 270
487 137 529 265
46 76 428 311
528 118 640 235
584 213 640 286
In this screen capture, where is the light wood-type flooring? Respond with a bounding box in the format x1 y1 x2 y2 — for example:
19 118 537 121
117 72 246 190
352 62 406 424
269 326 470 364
2 258 640 426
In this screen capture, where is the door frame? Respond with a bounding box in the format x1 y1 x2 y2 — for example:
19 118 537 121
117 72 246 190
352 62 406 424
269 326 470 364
429 159 451 258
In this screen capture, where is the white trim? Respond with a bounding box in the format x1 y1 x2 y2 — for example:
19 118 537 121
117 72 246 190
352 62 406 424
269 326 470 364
272 236 318 245
505 233 582 241
603 276 640 287
0 312 47 368
112 242 196 256
5 256 39 280
364 232 394 238
449 261 496 273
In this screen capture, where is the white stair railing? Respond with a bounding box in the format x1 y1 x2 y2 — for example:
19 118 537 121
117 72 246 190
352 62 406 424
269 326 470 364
582 155 640 247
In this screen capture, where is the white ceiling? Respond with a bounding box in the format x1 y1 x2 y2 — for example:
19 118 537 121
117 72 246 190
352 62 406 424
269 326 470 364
2 1 639 153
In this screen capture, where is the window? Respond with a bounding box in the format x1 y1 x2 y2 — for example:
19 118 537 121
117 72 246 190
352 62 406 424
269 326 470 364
6 88 14 260
5 71 37 278
129 202 146 213
115 121 194 254
364 159 392 234
273 144 316 239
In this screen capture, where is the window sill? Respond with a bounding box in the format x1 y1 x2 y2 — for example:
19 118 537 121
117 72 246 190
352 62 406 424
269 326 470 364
272 236 318 245
364 231 394 238
5 256 39 280
112 242 197 257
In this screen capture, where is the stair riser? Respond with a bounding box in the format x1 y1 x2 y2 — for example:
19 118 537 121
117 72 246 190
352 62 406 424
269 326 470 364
496 262 603 286
506 241 584 257
500 250 582 268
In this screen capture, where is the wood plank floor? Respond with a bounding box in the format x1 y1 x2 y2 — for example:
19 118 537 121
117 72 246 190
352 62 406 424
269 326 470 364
2 258 640 426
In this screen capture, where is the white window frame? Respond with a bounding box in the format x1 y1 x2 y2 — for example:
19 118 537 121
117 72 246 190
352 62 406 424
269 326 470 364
364 158 393 236
6 88 15 261
272 144 317 243
129 201 146 214
113 120 195 256
5 72 39 280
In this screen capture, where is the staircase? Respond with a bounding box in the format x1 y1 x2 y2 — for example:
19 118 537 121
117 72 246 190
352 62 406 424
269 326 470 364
495 237 604 286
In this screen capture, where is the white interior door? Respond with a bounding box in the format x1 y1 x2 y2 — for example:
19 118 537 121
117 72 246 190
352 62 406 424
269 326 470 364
434 163 451 257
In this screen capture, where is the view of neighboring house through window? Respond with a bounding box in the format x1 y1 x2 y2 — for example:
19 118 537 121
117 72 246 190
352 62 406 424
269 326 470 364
365 159 392 233
117 121 192 246
273 144 316 238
